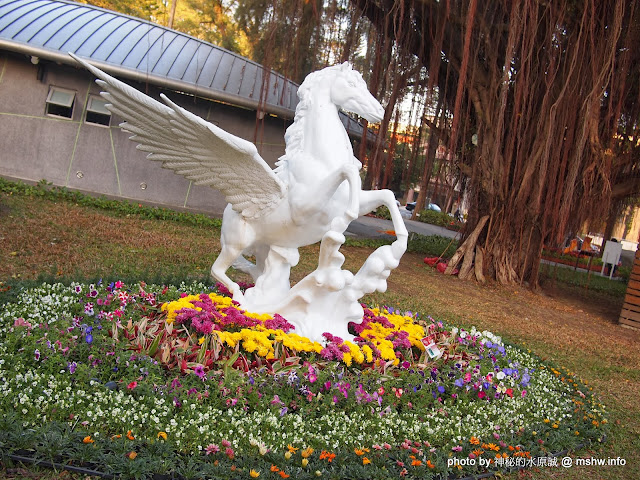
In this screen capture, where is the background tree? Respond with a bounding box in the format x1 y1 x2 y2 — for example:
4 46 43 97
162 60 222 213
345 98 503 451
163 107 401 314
354 0 640 286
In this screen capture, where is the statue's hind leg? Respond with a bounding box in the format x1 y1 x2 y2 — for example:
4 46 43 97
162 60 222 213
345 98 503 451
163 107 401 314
231 244 269 281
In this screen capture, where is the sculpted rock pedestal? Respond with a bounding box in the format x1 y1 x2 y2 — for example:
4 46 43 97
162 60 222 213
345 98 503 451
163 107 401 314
72 54 408 343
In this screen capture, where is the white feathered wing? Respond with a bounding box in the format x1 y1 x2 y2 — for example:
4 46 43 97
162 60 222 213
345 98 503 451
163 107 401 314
70 53 286 220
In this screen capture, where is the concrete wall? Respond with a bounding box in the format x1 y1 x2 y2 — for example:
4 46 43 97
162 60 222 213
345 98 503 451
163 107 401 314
0 51 289 216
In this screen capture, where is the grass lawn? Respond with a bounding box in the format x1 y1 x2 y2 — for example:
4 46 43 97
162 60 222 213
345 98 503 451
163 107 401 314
0 185 638 479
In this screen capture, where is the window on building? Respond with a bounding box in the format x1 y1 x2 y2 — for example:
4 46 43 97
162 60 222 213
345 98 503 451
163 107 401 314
85 95 111 126
46 87 75 118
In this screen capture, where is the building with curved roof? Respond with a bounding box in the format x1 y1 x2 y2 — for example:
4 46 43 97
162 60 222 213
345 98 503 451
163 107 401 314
0 0 372 215
0 0 298 117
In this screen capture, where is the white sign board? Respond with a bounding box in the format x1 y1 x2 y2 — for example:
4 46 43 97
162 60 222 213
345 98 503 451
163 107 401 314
600 241 622 279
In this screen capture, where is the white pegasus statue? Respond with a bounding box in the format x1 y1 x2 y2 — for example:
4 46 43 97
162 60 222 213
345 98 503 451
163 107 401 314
71 54 408 343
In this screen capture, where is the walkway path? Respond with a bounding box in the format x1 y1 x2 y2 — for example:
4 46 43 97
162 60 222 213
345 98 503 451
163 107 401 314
347 213 460 240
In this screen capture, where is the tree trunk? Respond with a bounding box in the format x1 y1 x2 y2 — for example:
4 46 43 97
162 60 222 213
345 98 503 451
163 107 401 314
445 215 489 279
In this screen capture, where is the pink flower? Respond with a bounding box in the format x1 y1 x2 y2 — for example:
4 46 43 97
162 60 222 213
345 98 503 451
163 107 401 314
205 444 220 455
225 447 234 459
14 318 32 329
221 439 231 448
478 391 487 400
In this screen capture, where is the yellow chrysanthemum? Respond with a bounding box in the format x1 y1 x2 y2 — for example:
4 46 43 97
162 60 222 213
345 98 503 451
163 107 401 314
342 352 352 366
344 341 365 364
361 345 373 363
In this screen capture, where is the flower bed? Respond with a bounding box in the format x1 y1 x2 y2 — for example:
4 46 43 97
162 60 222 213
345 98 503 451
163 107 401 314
0 281 607 479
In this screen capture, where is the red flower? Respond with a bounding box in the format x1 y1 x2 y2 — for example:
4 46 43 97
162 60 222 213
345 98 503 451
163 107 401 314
478 391 487 399
127 381 137 390
505 388 513 397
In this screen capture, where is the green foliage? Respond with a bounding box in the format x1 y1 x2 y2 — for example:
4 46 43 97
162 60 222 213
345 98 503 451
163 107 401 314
344 233 458 259
539 263 629 298
373 205 392 220
0 178 222 229
406 233 459 259
415 209 459 229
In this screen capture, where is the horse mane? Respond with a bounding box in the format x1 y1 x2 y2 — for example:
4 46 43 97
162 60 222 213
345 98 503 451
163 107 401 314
275 64 347 176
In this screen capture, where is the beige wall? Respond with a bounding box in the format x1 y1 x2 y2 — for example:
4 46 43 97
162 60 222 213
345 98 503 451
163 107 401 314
0 51 289 216
612 206 640 244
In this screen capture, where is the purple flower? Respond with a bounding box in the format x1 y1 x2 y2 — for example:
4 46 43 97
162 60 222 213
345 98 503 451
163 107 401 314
454 378 464 387
34 349 40 361
437 385 445 394
287 370 298 385
68 361 77 374
85 333 93 344
193 364 206 379
74 285 82 294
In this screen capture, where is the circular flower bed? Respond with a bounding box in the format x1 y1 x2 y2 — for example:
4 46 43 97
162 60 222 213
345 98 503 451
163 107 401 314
0 281 607 479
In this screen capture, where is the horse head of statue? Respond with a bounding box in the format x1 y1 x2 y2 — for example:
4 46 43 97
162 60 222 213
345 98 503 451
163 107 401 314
298 62 384 123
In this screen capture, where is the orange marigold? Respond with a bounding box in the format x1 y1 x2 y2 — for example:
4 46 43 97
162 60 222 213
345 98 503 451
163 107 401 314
362 457 371 465
320 450 336 462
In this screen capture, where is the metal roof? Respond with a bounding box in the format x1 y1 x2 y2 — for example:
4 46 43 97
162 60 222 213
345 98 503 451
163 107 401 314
0 0 373 136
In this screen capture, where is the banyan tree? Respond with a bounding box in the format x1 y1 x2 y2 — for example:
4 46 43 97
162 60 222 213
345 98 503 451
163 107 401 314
354 0 640 286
